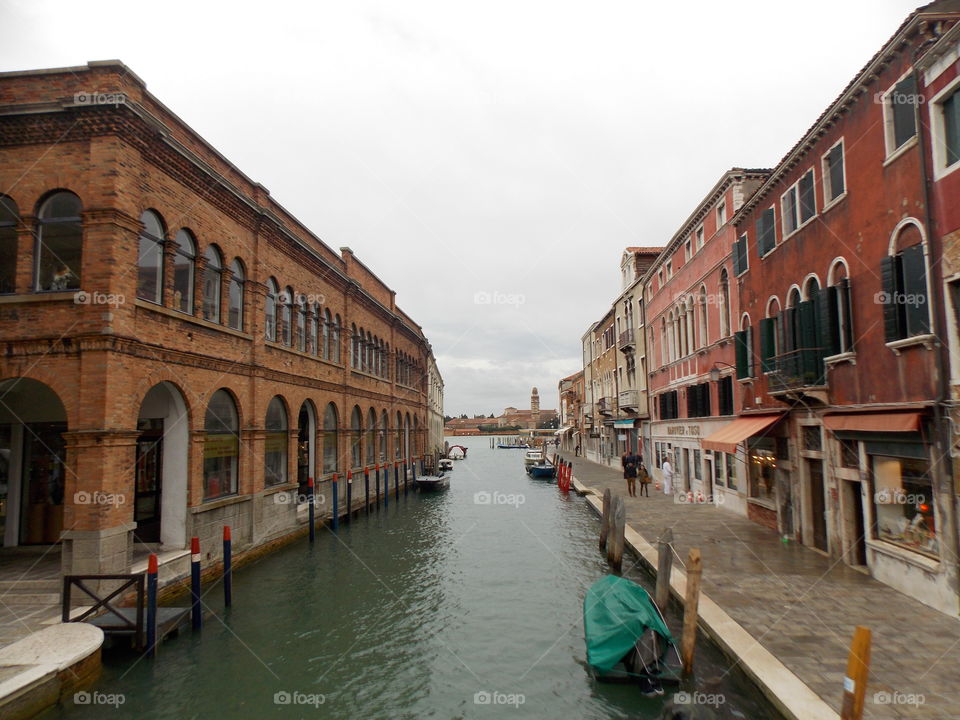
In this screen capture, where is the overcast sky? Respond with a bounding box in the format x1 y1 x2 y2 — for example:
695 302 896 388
2 0 921 416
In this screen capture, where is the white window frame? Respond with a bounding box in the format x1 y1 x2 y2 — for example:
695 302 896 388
715 202 726 228
685 237 692 261
930 73 960 182
881 69 919 163
695 224 704 250
779 168 817 239
821 138 847 211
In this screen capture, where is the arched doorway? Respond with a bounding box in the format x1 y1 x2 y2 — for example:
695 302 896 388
297 401 316 494
0 378 68 546
136 382 189 547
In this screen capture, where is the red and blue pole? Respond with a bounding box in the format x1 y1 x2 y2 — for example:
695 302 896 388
190 536 202 631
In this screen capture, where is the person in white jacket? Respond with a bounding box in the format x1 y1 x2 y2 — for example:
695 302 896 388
661 457 674 495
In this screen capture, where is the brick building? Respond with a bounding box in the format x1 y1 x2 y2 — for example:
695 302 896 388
0 62 440 581
732 1 960 614
557 370 584 452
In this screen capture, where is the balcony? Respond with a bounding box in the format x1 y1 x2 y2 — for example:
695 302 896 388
767 347 827 401
618 389 640 410
598 397 614 415
618 328 635 350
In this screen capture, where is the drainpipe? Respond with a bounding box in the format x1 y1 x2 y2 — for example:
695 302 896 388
912 32 959 609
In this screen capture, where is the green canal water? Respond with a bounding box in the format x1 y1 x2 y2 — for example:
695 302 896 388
45 438 781 719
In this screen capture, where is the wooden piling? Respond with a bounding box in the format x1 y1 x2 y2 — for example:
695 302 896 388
307 478 316 542
346 472 353 522
606 496 626 573
655 527 673 613
365 466 371 514
146 553 158 658
223 526 232 607
599 488 612 551
840 626 871 720
680 547 702 674
190 536 202 631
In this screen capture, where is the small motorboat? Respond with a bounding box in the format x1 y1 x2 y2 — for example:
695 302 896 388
527 463 556 479
448 445 467 460
498 443 529 449
415 472 450 492
438 458 454 472
523 449 544 468
584 575 681 694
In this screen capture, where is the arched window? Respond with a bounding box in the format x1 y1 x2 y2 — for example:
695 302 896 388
404 413 411 459
0 196 20 294
173 229 196 314
281 286 293 346
659 318 667 367
366 331 373 373
227 259 244 330
760 297 781 373
414 415 420 455
332 314 341 363
698 286 708 349
882 220 930 341
384 343 390 379
373 336 380 376
322 403 339 474
295 293 307 352
36 191 82 291
137 210 165 303
350 324 359 368
204 389 239 500
322 308 332 360
395 411 403 459
379 409 388 461
265 278 279 341
734 313 754 379
310 302 320 355
365 408 376 465
718 269 731 338
824 260 854 355
264 396 288 486
202 245 222 322
297 401 316 490
350 406 363 469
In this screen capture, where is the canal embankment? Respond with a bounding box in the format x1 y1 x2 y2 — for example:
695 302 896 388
562 453 960 720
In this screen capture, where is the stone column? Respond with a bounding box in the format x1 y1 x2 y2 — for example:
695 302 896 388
193 254 209 320
162 238 178 310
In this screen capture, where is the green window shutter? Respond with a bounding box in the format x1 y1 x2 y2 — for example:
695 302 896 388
737 237 748 275
880 255 903 342
782 306 796 354
900 244 929 336
799 171 816 222
819 285 840 356
732 241 742 276
839 279 854 350
735 329 749 379
892 75 917 149
760 317 776 372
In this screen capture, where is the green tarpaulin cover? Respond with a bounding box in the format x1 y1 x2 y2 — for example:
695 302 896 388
583 575 673 673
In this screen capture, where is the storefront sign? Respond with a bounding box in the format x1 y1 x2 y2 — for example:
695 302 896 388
204 433 239 459
665 424 701 437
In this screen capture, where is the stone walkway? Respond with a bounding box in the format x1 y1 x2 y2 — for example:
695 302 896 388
563 454 960 720
0 550 62 650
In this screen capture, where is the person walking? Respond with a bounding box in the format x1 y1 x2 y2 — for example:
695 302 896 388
637 459 651 497
624 454 638 497
661 455 674 496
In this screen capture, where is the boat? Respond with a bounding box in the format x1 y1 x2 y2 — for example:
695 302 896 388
438 458 454 471
448 445 467 460
523 449 544 468
414 472 450 492
583 575 682 694
527 463 556 479
497 443 529 449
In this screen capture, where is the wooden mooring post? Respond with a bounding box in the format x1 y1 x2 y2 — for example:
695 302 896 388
606 496 626 573
655 527 673 612
680 547 702 675
840 626 871 720
599 488 612 551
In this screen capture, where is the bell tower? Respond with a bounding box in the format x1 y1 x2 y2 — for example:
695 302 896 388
531 387 540 426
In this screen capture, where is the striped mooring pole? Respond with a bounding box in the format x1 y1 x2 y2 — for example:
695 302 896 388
365 466 371 514
346 470 353 523
146 553 158 658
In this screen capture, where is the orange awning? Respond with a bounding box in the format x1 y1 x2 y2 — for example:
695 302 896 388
822 412 922 434
701 414 784 453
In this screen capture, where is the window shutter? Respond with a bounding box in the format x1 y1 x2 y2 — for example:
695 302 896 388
839 279 854 350
737 237 748 275
746 326 754 377
760 317 776 372
798 300 823 384
782 306 796 354
731 243 741 276
900 244 930 336
820 285 840 357
735 329 749 379
892 75 917 149
880 255 903 342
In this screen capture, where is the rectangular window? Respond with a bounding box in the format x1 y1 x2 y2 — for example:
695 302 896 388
725 452 738 490
881 245 929 342
945 91 960 168
802 425 822 452
717 376 733 416
685 238 692 261
716 202 726 227
840 439 860 468
887 74 918 153
760 316 778 373
735 328 753 379
748 437 776 503
871 453 937 557
822 140 846 204
798 169 816 224
693 449 702 482
733 233 748 276
781 186 798 236
756 207 776 257
696 225 705 249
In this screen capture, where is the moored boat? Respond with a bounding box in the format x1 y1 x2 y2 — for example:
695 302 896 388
438 458 454 471
415 473 450 491
527 463 556 479
523 449 544 468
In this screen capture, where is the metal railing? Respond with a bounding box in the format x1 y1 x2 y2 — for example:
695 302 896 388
618 389 639 408
766 347 826 392
618 328 635 349
598 397 614 415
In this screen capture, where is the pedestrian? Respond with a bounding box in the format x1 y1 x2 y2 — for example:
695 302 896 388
624 455 638 497
661 455 674 496
637 459 651 497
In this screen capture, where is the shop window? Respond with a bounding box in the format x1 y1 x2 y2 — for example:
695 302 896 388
36 191 82 291
204 389 239 500
710 451 722 486
748 438 776 503
322 403 339 474
725 452 738 490
802 425 822 452
871 454 937 557
693 449 702 482
227 259 244 330
840 439 860 468
173 230 195 314
0 196 19 294
136 210 165 303
264 396 288 486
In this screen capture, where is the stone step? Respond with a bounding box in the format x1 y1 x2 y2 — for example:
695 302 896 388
0 592 61 606
0 579 61 592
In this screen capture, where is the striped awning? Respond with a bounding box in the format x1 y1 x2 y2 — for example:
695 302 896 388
701 414 784 454
613 419 636 428
822 411 922 434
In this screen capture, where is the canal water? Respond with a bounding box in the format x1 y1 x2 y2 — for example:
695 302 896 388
45 437 781 719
